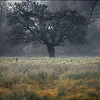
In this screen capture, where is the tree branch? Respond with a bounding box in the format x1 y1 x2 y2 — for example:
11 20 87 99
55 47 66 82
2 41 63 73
89 19 100 24
92 13 100 16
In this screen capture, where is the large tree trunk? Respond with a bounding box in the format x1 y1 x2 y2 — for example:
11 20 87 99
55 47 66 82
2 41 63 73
47 46 55 57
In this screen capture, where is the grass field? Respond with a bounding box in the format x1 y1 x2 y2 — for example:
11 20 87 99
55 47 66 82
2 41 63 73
0 57 100 100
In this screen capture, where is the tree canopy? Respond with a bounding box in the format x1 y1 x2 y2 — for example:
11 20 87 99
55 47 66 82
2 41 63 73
8 0 87 57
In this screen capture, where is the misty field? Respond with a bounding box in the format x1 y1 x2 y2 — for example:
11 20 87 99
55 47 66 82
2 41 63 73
0 57 100 100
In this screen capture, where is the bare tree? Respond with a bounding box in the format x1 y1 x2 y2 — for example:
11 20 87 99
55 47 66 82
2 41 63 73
84 1 100 32
79 1 100 47
8 1 87 57
74 1 100 33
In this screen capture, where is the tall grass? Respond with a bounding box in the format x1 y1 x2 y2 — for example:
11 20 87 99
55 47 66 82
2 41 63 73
0 57 100 100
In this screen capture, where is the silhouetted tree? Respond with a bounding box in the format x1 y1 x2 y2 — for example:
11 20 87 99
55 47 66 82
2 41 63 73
84 0 100 32
8 1 87 57
78 0 100 45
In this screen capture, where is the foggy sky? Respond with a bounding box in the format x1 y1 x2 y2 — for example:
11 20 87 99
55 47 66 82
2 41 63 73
0 0 100 57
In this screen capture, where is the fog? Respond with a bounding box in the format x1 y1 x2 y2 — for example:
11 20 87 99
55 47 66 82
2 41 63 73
0 0 100 57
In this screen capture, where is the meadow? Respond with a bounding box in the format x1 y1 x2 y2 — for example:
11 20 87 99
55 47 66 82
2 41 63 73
0 56 100 100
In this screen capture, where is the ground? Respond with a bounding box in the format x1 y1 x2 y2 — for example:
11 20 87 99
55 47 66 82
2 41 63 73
0 56 100 100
